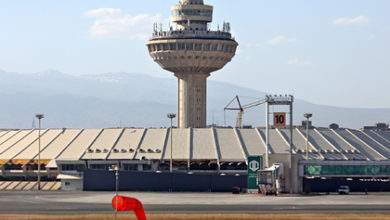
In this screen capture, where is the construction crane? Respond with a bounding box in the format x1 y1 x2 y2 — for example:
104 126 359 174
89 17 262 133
224 95 267 128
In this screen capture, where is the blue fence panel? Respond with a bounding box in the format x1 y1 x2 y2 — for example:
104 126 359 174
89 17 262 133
83 170 247 192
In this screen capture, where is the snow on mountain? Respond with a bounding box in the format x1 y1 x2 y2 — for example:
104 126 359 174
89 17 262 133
0 69 387 129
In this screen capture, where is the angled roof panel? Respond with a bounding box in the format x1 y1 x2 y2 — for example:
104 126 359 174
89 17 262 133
13 129 63 160
375 131 390 144
0 130 43 160
215 129 244 161
237 128 265 156
57 129 102 160
310 129 346 160
278 129 299 151
192 128 216 160
39 129 83 160
135 129 167 160
299 128 334 151
363 130 390 150
163 128 190 160
107 128 145 160
0 130 10 139
335 129 384 161
0 130 31 154
316 129 355 151
81 128 123 160
259 128 289 154
0 130 20 146
349 130 390 159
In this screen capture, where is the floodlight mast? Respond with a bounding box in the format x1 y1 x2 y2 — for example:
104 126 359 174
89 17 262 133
304 113 313 160
167 113 176 173
114 165 119 220
35 114 44 191
264 95 294 166
264 95 294 193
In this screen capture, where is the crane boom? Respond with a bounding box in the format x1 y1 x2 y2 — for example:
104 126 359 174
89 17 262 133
224 96 244 128
224 95 242 111
224 95 267 128
241 98 267 109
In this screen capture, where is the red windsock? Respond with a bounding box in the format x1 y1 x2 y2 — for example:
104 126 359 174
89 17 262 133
112 196 146 220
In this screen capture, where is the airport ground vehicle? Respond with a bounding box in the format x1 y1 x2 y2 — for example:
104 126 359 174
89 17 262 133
257 163 284 195
338 185 350 194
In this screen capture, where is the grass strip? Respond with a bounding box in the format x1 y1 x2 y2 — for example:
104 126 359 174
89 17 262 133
1 214 390 220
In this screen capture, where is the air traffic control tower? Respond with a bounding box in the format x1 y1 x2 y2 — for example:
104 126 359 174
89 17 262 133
147 0 238 128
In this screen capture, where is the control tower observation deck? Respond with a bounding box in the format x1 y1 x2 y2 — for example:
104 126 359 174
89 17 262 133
146 0 238 128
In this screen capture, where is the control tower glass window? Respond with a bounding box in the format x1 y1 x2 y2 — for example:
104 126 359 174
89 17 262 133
169 43 176 50
224 45 230 53
204 43 210 51
178 43 185 50
194 43 202 51
172 10 212 17
211 44 218 51
186 43 193 50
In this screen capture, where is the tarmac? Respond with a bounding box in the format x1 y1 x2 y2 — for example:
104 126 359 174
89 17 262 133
0 191 390 214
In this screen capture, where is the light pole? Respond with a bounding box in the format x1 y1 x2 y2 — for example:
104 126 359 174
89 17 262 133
167 113 176 173
114 165 119 220
35 114 44 190
304 113 312 160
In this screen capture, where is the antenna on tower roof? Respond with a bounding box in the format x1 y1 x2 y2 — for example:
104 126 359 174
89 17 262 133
153 23 157 34
223 21 231 33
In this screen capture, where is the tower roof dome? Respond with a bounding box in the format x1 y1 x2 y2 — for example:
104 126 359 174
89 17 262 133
181 0 204 5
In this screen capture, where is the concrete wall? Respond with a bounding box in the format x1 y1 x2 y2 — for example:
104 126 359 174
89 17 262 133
61 179 83 191
176 73 208 128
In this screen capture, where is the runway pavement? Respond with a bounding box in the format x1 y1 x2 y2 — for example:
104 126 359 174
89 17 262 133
0 191 390 214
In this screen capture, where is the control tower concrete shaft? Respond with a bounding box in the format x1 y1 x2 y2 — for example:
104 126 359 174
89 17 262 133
147 0 238 128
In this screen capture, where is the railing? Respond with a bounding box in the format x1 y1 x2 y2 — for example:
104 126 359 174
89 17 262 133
150 30 234 40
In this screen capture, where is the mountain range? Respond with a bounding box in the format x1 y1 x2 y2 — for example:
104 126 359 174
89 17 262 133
0 69 388 129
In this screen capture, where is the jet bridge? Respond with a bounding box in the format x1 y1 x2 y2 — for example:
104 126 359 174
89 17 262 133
257 163 284 195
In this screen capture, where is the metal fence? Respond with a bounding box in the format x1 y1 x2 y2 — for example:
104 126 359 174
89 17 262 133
84 170 247 192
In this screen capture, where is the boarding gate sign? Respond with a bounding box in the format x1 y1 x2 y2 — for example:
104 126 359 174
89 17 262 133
248 156 263 193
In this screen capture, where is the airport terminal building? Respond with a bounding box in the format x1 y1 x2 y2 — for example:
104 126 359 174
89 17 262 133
0 0 389 193
0 127 389 192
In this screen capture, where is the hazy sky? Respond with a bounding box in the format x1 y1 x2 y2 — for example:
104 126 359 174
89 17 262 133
0 0 389 108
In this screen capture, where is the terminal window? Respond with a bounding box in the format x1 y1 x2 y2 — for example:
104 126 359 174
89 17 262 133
304 165 390 176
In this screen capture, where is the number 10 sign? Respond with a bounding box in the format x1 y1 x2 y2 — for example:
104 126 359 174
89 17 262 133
273 112 286 127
